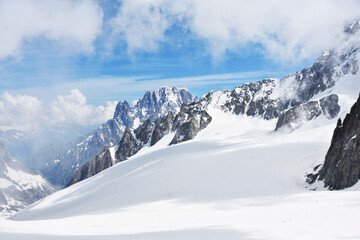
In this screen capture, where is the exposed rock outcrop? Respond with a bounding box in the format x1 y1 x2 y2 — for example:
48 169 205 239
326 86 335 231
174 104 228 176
67 146 113 186
115 128 141 163
150 111 174 146
307 94 360 189
275 94 340 131
68 106 212 186
32 87 194 187
170 103 212 145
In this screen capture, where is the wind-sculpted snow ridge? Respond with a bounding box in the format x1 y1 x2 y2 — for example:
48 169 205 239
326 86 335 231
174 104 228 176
31 87 194 187
0 143 54 217
68 22 360 187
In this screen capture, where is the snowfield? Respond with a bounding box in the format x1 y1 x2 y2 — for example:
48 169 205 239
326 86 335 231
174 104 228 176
1 103 360 239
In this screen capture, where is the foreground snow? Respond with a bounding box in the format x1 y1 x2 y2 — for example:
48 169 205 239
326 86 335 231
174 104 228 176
1 110 359 239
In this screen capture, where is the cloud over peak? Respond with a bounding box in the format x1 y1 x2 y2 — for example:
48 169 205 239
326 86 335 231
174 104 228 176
110 0 360 62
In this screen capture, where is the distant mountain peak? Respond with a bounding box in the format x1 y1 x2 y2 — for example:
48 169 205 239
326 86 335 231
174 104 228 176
32 86 194 187
0 143 54 217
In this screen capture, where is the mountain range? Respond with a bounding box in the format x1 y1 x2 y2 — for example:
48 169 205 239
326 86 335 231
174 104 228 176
0 21 360 239
30 87 194 187
67 21 359 186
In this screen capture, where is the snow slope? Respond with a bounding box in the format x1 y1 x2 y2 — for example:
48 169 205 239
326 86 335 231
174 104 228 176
0 103 360 239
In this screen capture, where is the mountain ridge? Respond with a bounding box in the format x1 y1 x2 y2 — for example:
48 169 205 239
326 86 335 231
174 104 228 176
67 23 360 186
31 86 194 187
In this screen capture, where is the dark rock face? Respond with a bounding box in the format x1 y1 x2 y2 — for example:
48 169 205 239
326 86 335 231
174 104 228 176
275 94 340 131
170 103 212 145
308 94 360 190
115 128 138 162
134 119 154 146
320 94 341 119
151 112 174 146
67 146 113 187
32 87 194 187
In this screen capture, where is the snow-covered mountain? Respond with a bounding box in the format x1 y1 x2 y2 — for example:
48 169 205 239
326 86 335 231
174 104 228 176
31 87 194 187
68 22 360 187
69 105 212 185
1 21 360 240
7 101 360 239
0 143 54 217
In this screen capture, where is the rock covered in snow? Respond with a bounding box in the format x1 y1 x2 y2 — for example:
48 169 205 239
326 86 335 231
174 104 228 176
275 94 340 131
170 103 212 145
69 105 212 186
0 143 54 217
31 87 194 187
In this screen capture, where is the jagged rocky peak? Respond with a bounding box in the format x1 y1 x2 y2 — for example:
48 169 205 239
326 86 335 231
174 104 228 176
307 94 360 190
130 86 194 123
32 86 194 187
113 100 131 124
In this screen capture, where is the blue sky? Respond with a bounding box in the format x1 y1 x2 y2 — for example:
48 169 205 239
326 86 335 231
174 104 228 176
0 0 360 131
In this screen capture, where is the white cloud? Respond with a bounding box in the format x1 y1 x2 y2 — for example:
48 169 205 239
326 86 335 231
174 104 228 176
0 92 43 130
111 0 360 62
49 89 117 126
0 0 103 59
110 0 171 53
0 90 117 131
